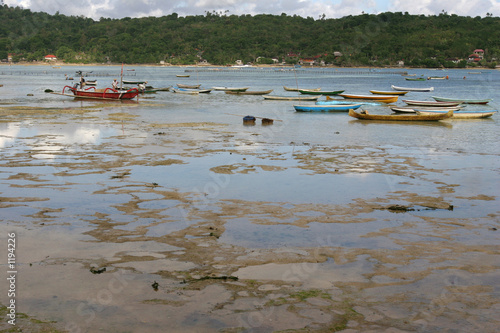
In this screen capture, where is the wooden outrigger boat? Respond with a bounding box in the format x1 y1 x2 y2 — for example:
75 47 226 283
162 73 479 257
298 89 345 95
293 104 362 112
123 79 147 84
405 77 426 81
338 94 398 103
177 83 201 89
176 74 190 77
56 85 140 100
213 86 249 92
317 100 382 106
172 88 211 94
370 90 408 95
225 89 273 95
432 96 492 104
390 106 461 113
284 86 321 92
263 95 319 101
391 85 434 92
415 109 497 119
403 99 462 107
348 109 453 121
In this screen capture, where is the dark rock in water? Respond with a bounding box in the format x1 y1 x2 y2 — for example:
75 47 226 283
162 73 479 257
262 118 274 125
152 281 159 291
45 89 54 93
90 267 106 274
387 205 414 212
243 115 256 126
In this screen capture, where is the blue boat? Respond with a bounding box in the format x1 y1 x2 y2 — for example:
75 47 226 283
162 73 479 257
293 104 362 112
316 100 382 106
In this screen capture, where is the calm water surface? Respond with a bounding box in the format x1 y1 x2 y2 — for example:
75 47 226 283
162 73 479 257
0 65 499 332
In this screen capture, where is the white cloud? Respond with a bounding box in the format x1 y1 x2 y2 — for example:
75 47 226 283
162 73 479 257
4 0 500 20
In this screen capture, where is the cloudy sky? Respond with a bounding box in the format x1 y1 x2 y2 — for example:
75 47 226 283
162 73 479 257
4 0 500 20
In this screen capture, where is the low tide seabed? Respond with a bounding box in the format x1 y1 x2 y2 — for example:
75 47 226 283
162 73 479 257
0 65 499 332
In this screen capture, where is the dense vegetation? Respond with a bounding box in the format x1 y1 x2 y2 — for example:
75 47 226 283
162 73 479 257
1 5 499 68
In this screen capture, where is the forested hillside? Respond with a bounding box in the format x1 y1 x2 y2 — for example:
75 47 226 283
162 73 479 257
1 5 499 67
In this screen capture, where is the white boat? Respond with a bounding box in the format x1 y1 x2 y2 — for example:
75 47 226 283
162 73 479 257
391 106 461 113
416 109 497 119
263 95 319 101
391 85 434 92
403 99 462 107
172 88 212 95
212 86 249 92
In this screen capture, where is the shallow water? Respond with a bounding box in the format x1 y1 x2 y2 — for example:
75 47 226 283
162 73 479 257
0 65 499 332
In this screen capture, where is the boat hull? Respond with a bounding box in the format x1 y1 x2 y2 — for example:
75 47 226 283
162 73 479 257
299 89 344 95
338 94 398 103
294 104 362 112
63 86 140 100
416 110 497 119
225 90 273 95
403 99 462 107
213 87 249 92
264 95 319 101
391 85 434 92
349 109 453 121
284 86 321 92
432 96 492 104
370 90 408 95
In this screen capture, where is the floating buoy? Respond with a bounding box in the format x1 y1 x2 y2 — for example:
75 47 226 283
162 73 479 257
261 118 274 125
243 115 256 125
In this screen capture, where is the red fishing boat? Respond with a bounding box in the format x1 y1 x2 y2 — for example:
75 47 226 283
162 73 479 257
61 85 140 100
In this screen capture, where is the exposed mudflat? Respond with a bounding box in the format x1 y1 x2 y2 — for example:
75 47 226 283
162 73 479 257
1 67 499 333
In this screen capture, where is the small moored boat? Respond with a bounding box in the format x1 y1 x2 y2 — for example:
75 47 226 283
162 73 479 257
370 90 408 95
293 104 362 112
225 89 273 95
57 85 140 100
177 83 201 89
213 86 249 92
263 95 319 101
338 94 398 103
405 77 426 81
414 109 497 119
348 109 453 121
123 79 147 84
403 99 462 107
284 86 321 92
391 85 434 92
298 89 345 95
432 96 492 104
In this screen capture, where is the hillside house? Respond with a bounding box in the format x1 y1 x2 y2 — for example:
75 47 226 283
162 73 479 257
44 54 57 61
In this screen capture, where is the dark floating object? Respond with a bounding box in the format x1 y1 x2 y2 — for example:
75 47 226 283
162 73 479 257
181 275 239 284
243 115 256 125
90 267 106 274
261 118 274 125
152 281 159 291
45 89 54 93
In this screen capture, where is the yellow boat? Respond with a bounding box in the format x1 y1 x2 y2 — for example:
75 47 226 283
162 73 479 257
370 90 408 96
333 94 399 103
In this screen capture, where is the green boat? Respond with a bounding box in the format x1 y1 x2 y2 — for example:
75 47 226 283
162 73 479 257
298 89 344 95
405 77 426 81
432 96 492 104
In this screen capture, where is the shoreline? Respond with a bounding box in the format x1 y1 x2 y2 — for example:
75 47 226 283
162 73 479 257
0 61 496 70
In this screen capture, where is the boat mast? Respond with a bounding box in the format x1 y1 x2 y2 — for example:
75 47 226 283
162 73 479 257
120 63 124 90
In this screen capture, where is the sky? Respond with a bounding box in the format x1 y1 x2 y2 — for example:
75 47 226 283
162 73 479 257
3 0 500 20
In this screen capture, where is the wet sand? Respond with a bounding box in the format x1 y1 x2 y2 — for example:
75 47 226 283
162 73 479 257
0 99 499 333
